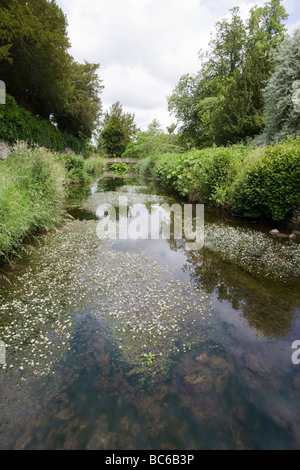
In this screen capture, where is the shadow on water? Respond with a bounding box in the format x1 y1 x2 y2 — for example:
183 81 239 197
0 175 300 450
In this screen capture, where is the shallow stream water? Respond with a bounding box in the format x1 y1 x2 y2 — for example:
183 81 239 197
0 174 300 450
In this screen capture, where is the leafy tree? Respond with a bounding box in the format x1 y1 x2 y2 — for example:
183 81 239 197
0 0 103 144
0 0 72 118
168 0 288 148
260 28 300 143
168 7 246 149
205 7 246 81
246 0 288 56
54 61 103 140
99 102 138 158
168 73 217 148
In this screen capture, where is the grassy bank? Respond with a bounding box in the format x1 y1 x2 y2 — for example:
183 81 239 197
137 139 300 223
0 143 105 261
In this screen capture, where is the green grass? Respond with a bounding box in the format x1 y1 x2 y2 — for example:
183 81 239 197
0 144 105 262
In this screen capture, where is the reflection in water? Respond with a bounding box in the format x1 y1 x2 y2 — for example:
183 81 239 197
0 176 300 450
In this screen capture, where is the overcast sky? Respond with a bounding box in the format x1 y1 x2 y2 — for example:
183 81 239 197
56 0 300 132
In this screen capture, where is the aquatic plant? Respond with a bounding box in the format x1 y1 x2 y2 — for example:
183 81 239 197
143 352 156 366
111 162 131 175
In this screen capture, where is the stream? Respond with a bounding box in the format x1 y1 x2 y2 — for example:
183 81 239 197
0 174 300 450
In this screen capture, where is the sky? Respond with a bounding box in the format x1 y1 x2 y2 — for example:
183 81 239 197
56 0 300 132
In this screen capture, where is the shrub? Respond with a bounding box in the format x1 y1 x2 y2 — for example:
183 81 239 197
231 140 300 221
0 94 90 156
58 153 87 184
138 139 300 222
149 146 249 202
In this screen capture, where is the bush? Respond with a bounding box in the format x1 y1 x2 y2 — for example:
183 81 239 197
231 140 300 221
149 146 249 202
138 139 300 222
58 153 87 184
0 94 90 156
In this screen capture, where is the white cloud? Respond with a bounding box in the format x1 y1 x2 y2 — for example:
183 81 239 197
56 0 299 131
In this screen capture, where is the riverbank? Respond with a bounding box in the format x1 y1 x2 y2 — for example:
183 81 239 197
0 143 105 262
137 139 300 228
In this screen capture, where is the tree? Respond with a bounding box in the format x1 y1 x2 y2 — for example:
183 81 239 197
261 28 300 143
99 102 138 158
0 0 72 119
210 51 268 145
205 7 246 81
0 0 103 142
168 73 217 148
168 0 288 148
168 7 246 149
54 61 103 140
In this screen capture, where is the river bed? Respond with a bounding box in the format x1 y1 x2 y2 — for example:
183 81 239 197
0 175 300 450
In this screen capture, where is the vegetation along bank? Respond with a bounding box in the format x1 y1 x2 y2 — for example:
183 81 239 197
0 143 105 262
136 139 300 226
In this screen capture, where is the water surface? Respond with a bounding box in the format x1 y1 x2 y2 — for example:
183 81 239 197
0 175 300 450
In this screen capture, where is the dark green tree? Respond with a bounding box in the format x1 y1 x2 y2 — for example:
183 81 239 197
54 61 103 140
0 0 72 118
99 102 138 158
210 52 268 145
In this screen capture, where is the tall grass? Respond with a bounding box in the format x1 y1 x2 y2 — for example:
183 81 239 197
84 156 106 175
0 144 107 261
0 144 66 260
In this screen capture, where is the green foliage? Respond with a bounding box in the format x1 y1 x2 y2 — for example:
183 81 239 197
84 156 106 174
0 144 66 260
99 102 138 158
0 142 104 260
142 352 156 366
168 0 288 148
0 95 90 155
111 162 131 175
231 140 300 221
0 0 72 118
54 61 103 140
139 139 300 221
122 119 184 159
211 51 268 146
58 153 87 184
150 146 249 202
0 0 102 140
260 28 300 144
136 154 158 177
